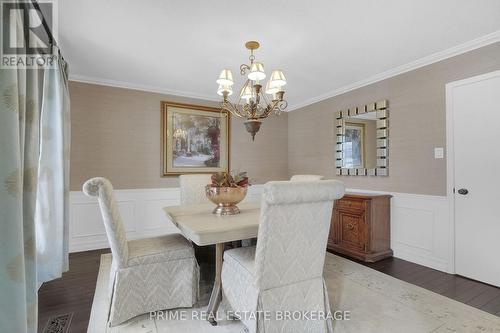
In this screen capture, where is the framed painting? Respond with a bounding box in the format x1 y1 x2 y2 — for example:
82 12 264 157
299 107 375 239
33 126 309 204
161 101 230 176
342 122 365 168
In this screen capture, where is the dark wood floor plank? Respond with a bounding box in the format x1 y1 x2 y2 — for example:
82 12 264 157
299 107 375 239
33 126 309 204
37 248 110 333
403 267 442 286
430 275 470 295
454 280 495 304
383 263 432 283
468 287 500 309
421 272 455 290
481 294 500 315
440 276 483 299
376 258 422 277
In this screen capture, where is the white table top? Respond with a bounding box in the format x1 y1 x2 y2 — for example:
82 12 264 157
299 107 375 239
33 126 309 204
163 202 260 246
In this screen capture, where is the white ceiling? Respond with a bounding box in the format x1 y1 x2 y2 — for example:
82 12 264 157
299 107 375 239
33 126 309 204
59 0 500 110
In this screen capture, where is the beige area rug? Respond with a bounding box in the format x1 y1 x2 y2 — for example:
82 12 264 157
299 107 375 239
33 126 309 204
88 253 500 333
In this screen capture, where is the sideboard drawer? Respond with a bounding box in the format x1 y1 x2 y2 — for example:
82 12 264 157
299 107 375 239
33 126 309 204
336 198 365 211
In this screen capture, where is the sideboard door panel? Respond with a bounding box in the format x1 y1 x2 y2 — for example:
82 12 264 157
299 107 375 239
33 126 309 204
337 209 365 251
329 194 392 262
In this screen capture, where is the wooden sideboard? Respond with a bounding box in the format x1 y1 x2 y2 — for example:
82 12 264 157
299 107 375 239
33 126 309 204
328 193 393 262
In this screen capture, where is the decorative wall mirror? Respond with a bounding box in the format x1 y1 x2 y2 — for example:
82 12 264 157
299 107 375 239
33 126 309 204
335 100 389 176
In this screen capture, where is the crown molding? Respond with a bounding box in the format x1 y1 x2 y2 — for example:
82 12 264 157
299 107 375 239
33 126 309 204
68 74 220 102
69 31 500 111
287 30 500 111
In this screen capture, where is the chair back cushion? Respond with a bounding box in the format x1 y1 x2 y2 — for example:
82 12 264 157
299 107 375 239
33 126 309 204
179 174 212 205
83 177 129 267
290 174 324 181
255 180 345 290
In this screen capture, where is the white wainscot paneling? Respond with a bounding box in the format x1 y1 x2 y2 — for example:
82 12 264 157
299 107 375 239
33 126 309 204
69 184 264 253
347 188 451 273
70 185 451 273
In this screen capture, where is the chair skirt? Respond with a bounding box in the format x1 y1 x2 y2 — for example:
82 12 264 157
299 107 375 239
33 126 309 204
109 257 199 326
222 261 332 333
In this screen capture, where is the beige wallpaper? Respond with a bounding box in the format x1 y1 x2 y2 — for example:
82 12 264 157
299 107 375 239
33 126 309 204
69 82 289 190
71 43 500 195
288 42 500 196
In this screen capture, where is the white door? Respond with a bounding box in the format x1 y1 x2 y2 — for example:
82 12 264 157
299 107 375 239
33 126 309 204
448 70 500 287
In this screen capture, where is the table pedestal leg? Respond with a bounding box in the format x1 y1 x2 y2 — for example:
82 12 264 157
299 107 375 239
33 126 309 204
207 243 224 326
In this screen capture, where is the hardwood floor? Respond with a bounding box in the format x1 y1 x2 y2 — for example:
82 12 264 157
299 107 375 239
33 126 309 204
37 249 110 333
38 249 500 332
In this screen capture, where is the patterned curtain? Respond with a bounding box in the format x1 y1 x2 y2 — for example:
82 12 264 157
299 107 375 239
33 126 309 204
0 65 41 333
35 56 71 283
0 20 70 333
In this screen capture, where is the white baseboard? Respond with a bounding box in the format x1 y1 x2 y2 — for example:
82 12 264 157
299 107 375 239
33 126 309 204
70 185 451 273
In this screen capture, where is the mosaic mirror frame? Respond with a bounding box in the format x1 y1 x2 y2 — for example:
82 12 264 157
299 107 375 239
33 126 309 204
335 100 389 176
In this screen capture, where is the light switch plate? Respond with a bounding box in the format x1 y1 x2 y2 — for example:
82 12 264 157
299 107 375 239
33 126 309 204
434 147 444 159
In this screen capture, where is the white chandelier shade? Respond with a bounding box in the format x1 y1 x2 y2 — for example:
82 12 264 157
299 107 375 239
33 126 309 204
216 69 234 86
269 70 287 87
247 62 266 81
265 79 280 95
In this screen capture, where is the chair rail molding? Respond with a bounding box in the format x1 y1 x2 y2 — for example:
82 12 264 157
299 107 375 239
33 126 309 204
69 185 451 273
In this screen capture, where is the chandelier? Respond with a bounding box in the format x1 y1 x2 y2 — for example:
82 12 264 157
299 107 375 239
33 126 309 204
216 41 288 140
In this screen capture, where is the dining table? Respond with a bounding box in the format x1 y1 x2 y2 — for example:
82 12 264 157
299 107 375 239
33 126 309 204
163 201 261 325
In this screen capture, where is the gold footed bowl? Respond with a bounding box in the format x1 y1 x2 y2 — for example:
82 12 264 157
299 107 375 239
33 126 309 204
205 185 248 215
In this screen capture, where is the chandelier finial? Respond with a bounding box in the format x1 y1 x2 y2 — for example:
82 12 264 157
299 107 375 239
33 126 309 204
244 120 262 141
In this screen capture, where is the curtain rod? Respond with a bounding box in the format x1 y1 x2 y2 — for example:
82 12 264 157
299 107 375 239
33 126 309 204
30 0 57 49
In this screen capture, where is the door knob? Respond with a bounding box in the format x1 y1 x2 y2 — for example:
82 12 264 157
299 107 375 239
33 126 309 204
457 188 469 195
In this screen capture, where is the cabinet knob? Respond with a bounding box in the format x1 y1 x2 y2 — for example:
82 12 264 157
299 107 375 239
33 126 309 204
457 188 469 195
346 223 354 230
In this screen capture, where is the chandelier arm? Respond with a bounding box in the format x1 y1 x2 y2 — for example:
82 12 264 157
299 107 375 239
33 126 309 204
221 101 245 118
258 100 279 119
240 64 250 76
259 91 272 116
276 99 288 112
228 108 245 118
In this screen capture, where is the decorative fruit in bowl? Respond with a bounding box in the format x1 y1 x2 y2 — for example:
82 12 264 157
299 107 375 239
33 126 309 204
205 171 249 215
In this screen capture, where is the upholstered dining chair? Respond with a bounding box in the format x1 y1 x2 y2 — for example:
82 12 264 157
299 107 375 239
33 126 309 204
290 174 325 181
221 180 345 333
83 177 199 326
179 174 212 205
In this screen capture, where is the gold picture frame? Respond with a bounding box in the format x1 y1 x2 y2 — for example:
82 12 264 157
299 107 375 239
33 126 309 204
161 101 230 176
